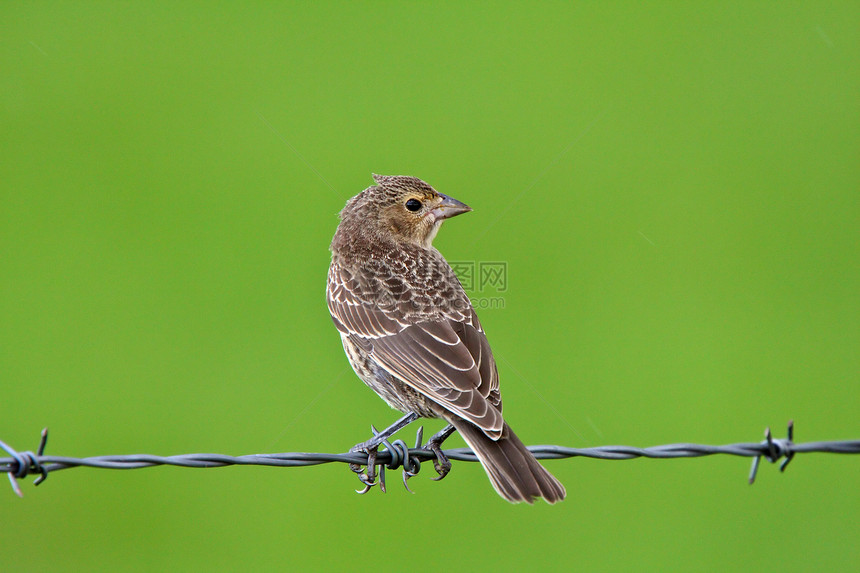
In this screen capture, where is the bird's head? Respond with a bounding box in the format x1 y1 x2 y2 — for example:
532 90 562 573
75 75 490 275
335 174 472 249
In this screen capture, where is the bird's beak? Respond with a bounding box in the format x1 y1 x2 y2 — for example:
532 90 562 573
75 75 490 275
431 194 472 221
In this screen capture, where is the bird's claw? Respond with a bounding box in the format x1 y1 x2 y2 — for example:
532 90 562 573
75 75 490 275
424 438 452 481
349 444 379 493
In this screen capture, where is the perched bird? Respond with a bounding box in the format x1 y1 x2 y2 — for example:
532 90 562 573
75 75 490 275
327 174 565 504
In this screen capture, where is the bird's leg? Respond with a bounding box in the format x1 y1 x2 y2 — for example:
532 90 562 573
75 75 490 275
423 424 456 481
349 412 419 490
350 412 420 453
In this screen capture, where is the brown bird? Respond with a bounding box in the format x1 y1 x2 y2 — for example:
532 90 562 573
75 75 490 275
327 174 565 504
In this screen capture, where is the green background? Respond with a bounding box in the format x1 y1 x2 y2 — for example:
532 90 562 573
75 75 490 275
3 3 858 571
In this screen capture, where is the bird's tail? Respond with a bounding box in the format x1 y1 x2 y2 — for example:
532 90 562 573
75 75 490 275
449 419 566 504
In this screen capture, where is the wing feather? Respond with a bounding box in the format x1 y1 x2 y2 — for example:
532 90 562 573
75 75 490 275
327 262 503 437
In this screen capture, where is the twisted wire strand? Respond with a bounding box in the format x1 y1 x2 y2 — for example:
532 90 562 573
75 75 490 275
2 423 859 497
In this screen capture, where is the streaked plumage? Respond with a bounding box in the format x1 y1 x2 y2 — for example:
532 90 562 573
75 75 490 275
327 174 565 504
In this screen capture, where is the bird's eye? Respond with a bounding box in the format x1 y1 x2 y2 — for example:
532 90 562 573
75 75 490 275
405 198 422 212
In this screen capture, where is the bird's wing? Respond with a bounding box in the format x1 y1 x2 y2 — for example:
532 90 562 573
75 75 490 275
369 320 503 437
327 263 503 438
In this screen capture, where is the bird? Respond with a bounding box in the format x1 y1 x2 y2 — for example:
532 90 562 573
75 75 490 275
327 174 565 504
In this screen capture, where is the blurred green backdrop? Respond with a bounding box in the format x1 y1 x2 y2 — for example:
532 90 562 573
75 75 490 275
3 2 858 571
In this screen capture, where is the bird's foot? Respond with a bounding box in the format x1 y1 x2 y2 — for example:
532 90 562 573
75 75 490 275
348 441 379 494
346 412 421 495
424 439 452 481
421 423 456 481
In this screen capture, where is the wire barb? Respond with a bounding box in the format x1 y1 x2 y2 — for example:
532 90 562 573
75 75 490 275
748 421 795 485
352 426 425 495
0 428 49 497
2 422 859 497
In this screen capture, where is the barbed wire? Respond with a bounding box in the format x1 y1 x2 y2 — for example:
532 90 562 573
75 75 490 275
2 421 859 497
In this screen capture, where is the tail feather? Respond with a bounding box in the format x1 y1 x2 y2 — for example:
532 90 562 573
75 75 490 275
450 419 566 504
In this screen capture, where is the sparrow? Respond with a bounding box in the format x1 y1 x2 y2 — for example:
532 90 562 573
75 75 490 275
327 174 565 504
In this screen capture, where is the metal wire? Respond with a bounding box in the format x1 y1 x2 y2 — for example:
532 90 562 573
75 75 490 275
2 421 859 497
